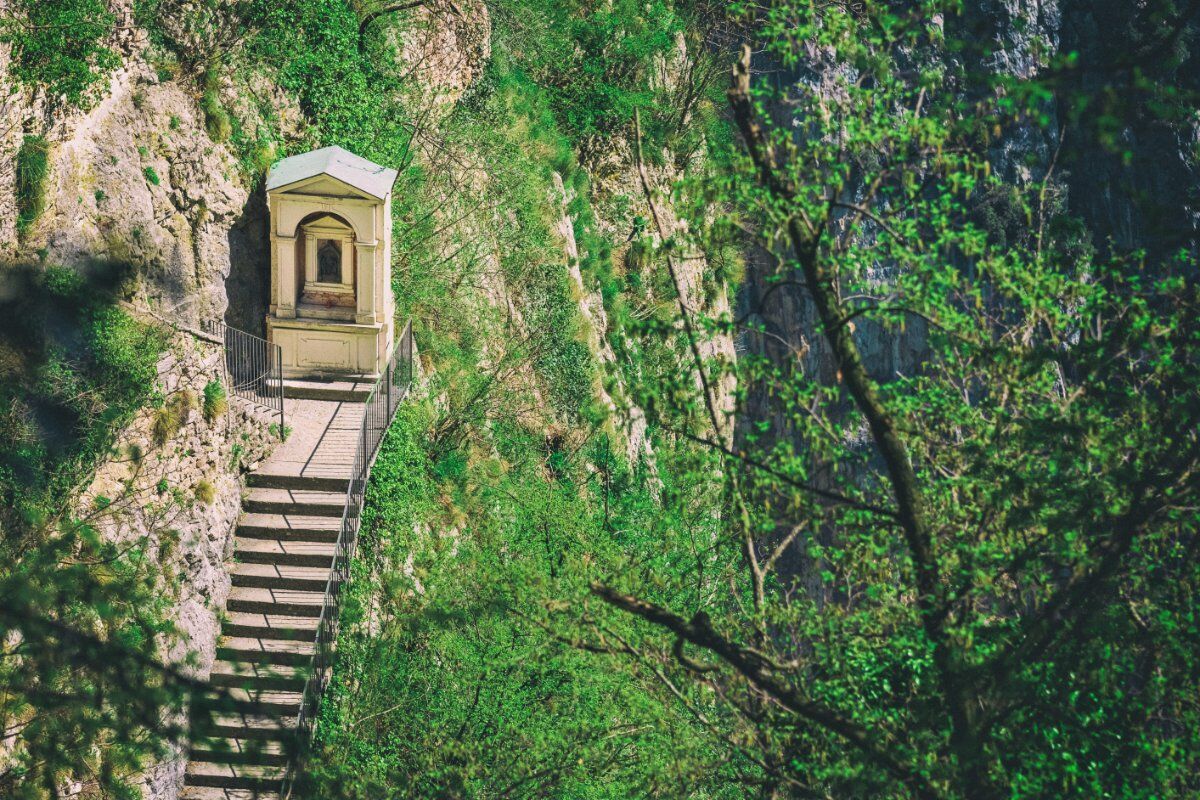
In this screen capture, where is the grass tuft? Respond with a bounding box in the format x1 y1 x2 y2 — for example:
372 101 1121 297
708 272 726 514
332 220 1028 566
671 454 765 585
202 380 227 422
16 136 50 235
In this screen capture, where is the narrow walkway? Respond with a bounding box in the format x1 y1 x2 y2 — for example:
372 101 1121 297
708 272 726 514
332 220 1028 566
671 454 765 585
180 385 366 799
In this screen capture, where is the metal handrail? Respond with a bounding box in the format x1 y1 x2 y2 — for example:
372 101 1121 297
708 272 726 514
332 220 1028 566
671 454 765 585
201 320 285 435
279 320 414 797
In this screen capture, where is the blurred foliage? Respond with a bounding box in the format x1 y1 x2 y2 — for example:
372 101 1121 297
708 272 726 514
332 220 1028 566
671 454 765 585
0 264 166 526
583 2 1200 798
0 265 190 798
15 136 49 235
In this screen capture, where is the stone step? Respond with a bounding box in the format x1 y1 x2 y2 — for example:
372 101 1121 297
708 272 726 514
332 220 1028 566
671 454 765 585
274 377 374 402
210 661 307 693
190 737 289 767
218 636 314 667
214 686 303 716
184 761 284 792
235 538 336 569
179 786 280 800
236 513 342 542
227 587 325 618
223 611 318 642
247 469 349 493
197 711 296 741
231 563 331 593
243 488 346 517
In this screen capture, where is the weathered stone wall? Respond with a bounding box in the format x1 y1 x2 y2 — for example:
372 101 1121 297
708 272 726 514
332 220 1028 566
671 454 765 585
378 0 492 115
77 330 276 800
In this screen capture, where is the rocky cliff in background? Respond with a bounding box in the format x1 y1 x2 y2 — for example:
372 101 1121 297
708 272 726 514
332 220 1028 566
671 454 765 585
732 0 1199 586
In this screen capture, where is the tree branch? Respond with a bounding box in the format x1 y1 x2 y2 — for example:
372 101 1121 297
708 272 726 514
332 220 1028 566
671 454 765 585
358 0 461 51
590 582 940 800
727 43 988 793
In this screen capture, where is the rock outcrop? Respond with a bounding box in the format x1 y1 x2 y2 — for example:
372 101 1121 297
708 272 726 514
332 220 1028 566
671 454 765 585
376 0 492 115
35 69 249 326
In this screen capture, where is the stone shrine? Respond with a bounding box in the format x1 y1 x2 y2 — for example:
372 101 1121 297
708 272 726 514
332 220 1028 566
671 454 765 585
264 146 397 378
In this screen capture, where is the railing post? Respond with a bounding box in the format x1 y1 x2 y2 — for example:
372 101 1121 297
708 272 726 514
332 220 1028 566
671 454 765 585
277 343 285 438
204 319 286 438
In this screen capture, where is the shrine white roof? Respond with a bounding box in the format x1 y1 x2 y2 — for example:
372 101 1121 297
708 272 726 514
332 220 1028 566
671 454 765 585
266 146 397 200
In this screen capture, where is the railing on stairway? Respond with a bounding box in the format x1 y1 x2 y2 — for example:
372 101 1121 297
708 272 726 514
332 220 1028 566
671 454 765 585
279 320 414 798
201 320 285 436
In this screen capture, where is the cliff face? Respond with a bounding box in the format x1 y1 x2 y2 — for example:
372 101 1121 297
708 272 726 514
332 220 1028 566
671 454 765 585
44 73 250 325
2 48 248 329
1058 0 1200 255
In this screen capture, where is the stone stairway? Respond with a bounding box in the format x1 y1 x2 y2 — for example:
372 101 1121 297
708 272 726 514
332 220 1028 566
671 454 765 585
181 385 366 800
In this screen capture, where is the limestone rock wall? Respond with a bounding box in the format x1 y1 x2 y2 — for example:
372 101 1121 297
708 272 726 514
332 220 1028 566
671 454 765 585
17 66 250 327
0 0 288 332
78 330 276 799
378 0 492 115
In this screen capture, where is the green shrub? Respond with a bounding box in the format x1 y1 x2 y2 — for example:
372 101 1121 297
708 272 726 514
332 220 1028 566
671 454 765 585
201 89 232 143
143 166 160 185
1 0 120 108
193 479 215 504
267 422 292 440
202 380 227 422
201 68 232 143
16 136 49 234
86 304 164 402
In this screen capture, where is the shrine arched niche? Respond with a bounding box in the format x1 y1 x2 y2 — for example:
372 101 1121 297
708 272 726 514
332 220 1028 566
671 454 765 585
293 211 357 319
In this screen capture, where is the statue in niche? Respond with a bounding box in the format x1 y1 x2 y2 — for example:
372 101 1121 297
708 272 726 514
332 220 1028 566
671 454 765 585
317 239 341 284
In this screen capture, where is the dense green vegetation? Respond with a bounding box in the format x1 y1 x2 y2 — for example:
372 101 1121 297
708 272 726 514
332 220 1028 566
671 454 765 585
193 0 745 794
4 0 1199 797
306 3 1200 799
129 0 1194 797
304 407 749 796
0 0 120 109
0 266 166 525
584 4 1200 799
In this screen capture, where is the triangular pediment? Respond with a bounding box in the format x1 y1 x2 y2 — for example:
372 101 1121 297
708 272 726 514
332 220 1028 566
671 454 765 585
277 175 373 200
266 146 397 200
302 213 354 232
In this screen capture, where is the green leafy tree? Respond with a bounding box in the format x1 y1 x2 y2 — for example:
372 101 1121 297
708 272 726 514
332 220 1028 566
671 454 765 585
0 267 210 798
0 0 120 109
587 3 1200 798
